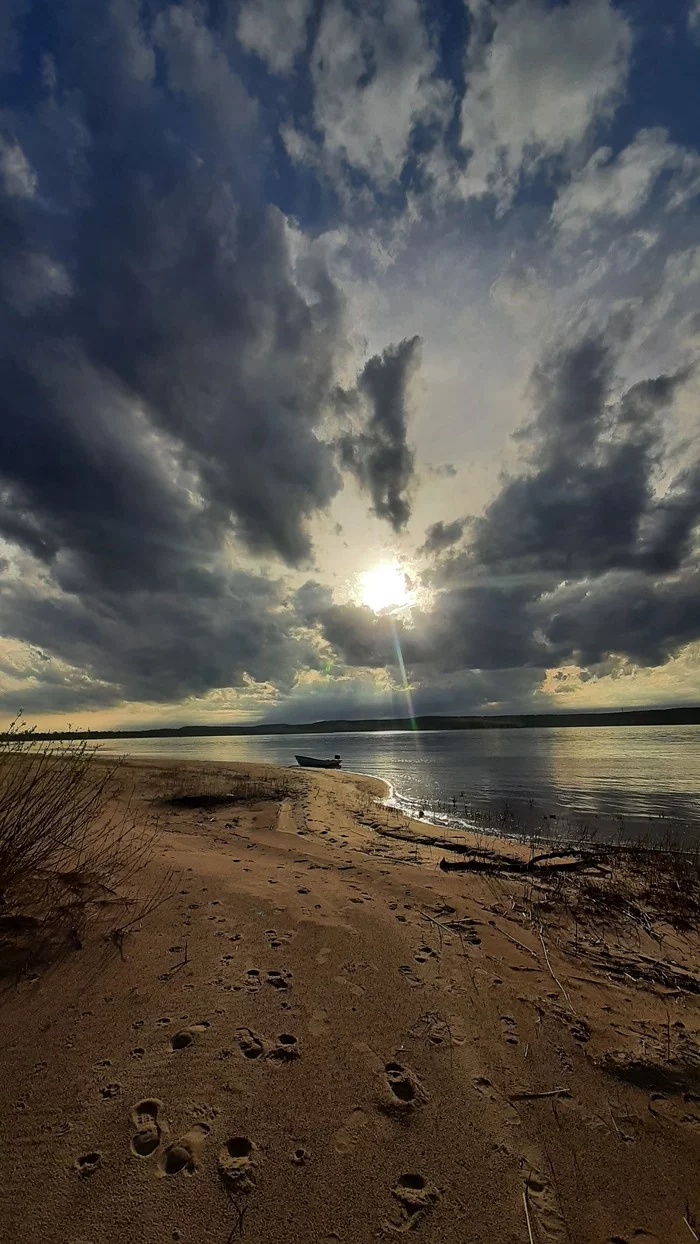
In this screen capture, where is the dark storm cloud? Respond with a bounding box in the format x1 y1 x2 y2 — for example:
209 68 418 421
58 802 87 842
319 331 700 686
471 338 690 579
420 518 466 555
0 0 404 712
0 0 346 578
337 336 421 530
0 566 306 709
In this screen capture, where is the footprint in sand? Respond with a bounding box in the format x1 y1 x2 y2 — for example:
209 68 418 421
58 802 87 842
648 1092 700 1129
381 1062 428 1114
267 969 292 990
334 1106 369 1154
245 968 262 991
170 1022 210 1051
237 1027 265 1060
309 1009 331 1037
268 1034 300 1062
335 975 365 997
385 1173 440 1234
130 1047 145 1060
75 1151 102 1176
524 1170 569 1242
218 1136 258 1192
316 947 332 966
472 1076 521 1128
130 1099 165 1157
99 1083 121 1100
157 1123 210 1176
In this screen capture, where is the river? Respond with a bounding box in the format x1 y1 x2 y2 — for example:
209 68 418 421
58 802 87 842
102 724 700 832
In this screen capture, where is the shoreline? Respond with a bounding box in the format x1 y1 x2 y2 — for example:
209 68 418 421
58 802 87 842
5 755 700 1243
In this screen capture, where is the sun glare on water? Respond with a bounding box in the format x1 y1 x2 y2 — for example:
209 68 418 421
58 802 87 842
358 561 413 613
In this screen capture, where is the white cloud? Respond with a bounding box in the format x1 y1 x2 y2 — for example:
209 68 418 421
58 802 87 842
459 0 632 211
0 136 37 198
304 0 451 190
690 0 700 36
237 0 311 75
552 129 700 237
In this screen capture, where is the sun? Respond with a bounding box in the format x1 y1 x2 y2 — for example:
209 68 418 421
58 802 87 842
358 561 413 613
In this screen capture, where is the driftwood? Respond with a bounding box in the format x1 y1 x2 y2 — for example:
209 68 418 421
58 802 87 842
438 850 606 876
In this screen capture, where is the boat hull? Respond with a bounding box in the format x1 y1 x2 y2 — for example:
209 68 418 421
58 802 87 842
294 754 341 769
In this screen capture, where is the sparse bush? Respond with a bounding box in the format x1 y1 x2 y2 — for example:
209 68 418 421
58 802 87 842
0 717 157 973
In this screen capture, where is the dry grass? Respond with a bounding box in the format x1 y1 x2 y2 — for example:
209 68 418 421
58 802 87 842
0 718 159 975
158 765 297 808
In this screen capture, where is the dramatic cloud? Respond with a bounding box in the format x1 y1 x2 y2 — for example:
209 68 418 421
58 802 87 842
460 0 632 209
286 0 450 192
1 0 699 723
318 331 700 690
420 519 466 555
337 336 420 530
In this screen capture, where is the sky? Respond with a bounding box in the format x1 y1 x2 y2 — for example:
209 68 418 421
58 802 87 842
1 0 700 730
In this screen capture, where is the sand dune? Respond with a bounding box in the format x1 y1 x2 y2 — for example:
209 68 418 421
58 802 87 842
2 758 699 1243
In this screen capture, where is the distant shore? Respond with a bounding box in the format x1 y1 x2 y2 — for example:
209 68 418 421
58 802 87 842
13 702 700 741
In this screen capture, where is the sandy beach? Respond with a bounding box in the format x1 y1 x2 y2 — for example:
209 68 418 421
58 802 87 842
3 757 700 1244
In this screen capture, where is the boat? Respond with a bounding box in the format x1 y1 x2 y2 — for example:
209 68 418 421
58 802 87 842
294 754 342 769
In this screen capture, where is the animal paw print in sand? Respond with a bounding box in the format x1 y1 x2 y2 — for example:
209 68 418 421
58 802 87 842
157 1123 210 1177
500 1015 519 1046
170 1021 210 1051
130 1099 165 1158
385 1174 440 1233
398 964 423 987
413 944 438 964
218 1135 259 1193
381 1062 428 1114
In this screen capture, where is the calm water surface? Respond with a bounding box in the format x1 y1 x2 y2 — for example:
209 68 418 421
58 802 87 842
103 725 700 828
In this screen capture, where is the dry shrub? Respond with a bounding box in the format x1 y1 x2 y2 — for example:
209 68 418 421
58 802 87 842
0 718 158 974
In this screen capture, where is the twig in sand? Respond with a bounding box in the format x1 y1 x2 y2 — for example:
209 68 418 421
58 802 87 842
226 1190 248 1239
168 938 189 975
539 930 576 1014
491 921 541 963
510 1087 570 1102
523 1184 535 1244
685 1212 700 1242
